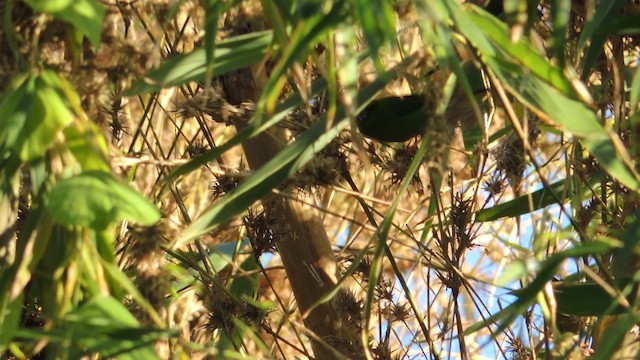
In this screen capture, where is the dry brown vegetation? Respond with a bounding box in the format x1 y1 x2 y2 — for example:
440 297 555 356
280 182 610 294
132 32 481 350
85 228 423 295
2 0 640 359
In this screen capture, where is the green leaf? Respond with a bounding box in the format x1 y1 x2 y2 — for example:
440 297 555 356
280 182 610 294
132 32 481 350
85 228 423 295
0 74 38 153
465 240 617 335
476 180 573 222
125 31 273 95
465 4 572 96
553 279 636 316
631 66 640 115
47 171 160 230
180 61 403 243
0 290 23 345
20 81 73 161
66 296 139 327
230 256 260 298
23 0 74 13
461 5 640 191
63 126 110 171
591 315 638 360
12 297 169 359
351 0 395 68
0 71 83 164
613 210 640 278
577 0 624 51
62 296 166 359
25 0 105 47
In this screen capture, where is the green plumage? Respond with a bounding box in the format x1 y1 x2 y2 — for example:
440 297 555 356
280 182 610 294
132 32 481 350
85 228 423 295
356 95 432 143
357 62 487 143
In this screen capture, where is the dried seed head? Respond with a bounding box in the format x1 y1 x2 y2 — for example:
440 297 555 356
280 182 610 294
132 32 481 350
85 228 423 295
374 278 395 302
332 289 364 331
136 270 171 313
291 138 347 189
492 118 540 189
203 288 266 335
381 144 424 196
210 172 241 199
449 192 474 252
387 302 412 323
483 172 506 199
354 257 373 281
97 93 129 143
185 140 208 158
493 133 526 189
127 221 172 275
575 198 597 231
244 208 279 257
507 337 532 360
370 341 401 360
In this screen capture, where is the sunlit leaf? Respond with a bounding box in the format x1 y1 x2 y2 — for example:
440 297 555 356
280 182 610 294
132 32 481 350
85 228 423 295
61 296 167 359
48 171 160 230
125 31 273 95
476 180 572 222
24 0 105 47
461 5 640 190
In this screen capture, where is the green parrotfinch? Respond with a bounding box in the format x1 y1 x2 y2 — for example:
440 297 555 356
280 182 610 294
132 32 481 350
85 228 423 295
356 74 487 142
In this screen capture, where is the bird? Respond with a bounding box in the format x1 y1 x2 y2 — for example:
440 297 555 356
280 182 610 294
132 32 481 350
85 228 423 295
356 95 433 143
356 61 487 143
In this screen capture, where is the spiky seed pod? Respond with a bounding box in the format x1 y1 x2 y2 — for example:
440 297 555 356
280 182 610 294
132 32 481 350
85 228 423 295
243 208 279 257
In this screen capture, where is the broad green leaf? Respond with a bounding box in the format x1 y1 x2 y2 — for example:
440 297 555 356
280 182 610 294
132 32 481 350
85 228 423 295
0 74 38 152
230 256 260 298
476 180 573 222
25 0 105 47
48 171 160 230
0 291 23 345
125 31 273 95
497 259 534 287
553 280 636 316
465 240 617 335
577 0 624 51
631 66 640 115
20 82 73 161
0 71 80 163
600 15 640 35
23 0 73 13
66 296 139 327
63 126 110 171
466 5 572 97
613 210 640 278
62 296 166 359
